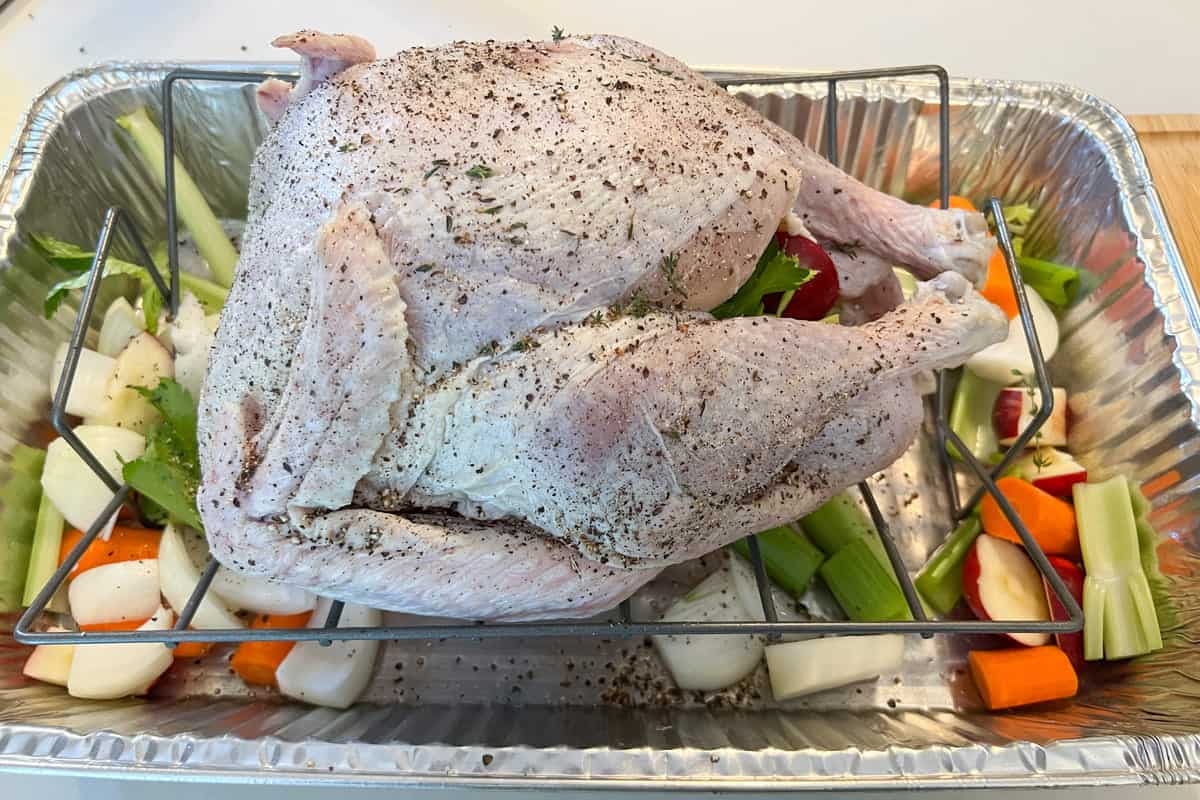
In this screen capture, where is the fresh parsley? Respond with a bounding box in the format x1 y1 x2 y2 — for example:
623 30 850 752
710 238 813 320
121 378 204 530
465 164 495 179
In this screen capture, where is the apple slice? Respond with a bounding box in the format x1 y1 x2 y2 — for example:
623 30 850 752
993 386 1068 448
962 535 1051 647
1043 556 1086 669
97 297 144 357
22 627 75 687
1011 448 1087 497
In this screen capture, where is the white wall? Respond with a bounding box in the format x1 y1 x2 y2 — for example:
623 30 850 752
1 0 1196 148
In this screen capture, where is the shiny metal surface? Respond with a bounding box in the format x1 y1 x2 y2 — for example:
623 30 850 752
0 62 1198 788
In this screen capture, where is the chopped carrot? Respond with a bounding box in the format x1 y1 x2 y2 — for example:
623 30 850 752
980 477 1079 556
230 611 313 688
968 646 1078 710
173 640 214 659
59 526 161 580
981 247 1020 319
79 618 148 632
928 195 978 212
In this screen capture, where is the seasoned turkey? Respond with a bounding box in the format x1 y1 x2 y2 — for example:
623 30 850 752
198 30 1004 620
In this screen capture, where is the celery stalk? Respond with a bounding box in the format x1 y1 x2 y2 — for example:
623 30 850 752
0 445 45 611
116 108 238 287
731 526 825 599
22 491 66 610
1018 257 1079 309
1126 480 1176 632
947 368 1004 462
1074 476 1163 660
914 516 982 615
801 493 880 557
819 537 912 621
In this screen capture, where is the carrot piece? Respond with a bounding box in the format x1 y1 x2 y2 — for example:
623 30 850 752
980 248 1020 319
968 646 1078 710
173 640 213 659
980 477 1079 556
928 195 978 212
230 611 313 688
59 526 161 579
80 618 149 632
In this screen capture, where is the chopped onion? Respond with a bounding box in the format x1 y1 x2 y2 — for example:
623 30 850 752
67 606 174 699
212 567 316 615
42 425 145 532
49 343 115 418
68 559 161 627
158 523 243 629
275 597 382 709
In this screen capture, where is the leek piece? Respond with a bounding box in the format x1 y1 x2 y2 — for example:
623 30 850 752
731 526 825 599
914 516 982 615
1074 476 1163 660
116 107 238 287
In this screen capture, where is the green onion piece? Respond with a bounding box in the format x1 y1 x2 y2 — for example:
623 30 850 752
1074 476 1163 660
0 445 46 611
947 368 1004 462
730 526 825 599
819 537 912 621
1018 257 1080 309
116 107 238 287
914 516 982 615
21 491 66 610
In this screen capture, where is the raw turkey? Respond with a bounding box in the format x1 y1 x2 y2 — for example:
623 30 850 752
198 29 1005 620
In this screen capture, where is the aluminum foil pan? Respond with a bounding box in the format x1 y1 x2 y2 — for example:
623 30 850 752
1 61 1199 789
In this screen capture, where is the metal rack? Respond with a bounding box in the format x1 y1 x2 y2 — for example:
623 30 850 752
15 66 1083 648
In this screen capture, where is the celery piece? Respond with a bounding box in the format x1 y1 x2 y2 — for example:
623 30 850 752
1074 476 1163 660
1126 480 1176 632
731 526 826 599
1018 257 1080 310
0 445 46 611
801 493 877 556
22 491 66 609
914 516 982 615
819 537 912 621
947 368 1004 462
116 107 238 287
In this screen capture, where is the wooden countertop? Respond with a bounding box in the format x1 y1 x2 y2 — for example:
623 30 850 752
1129 115 1200 288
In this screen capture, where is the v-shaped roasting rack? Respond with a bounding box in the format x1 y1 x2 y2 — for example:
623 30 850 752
15 66 1083 649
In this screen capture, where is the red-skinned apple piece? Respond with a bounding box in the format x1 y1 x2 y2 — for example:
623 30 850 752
1011 448 1088 497
993 387 1068 448
1043 556 1086 669
962 534 1052 647
762 234 839 321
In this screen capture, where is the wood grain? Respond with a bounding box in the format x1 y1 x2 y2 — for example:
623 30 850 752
1129 114 1200 289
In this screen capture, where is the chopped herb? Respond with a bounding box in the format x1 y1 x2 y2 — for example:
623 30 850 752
609 291 653 319
465 164 495 179
415 263 435 273
627 212 635 241
558 229 578 237
337 143 359 153
506 222 527 231
479 205 504 215
512 335 540 352
478 340 500 357
506 236 524 245
424 158 450 179
445 214 453 233
650 65 674 76
551 25 567 42
659 253 685 296
660 429 682 441
584 309 607 327
1032 449 1052 471
831 240 863 259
